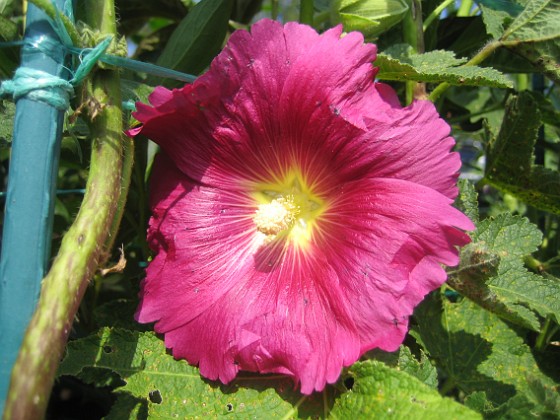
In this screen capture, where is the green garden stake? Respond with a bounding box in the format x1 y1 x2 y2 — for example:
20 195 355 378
0 0 71 412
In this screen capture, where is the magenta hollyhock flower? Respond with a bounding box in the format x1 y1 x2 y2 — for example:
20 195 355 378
129 19 474 394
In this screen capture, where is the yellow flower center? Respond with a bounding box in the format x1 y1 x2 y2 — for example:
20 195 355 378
251 170 326 249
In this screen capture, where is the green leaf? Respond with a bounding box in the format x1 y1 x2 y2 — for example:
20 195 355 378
465 378 560 418
376 44 513 88
0 0 11 14
0 101 15 146
508 39 560 83
449 213 560 330
59 329 479 418
59 328 332 418
414 294 557 405
104 393 148 420
470 214 560 325
330 361 480 419
480 0 560 82
0 14 19 78
529 91 560 128
368 346 439 388
487 377 560 419
485 92 560 215
455 179 480 224
120 80 153 106
502 0 560 42
495 0 560 82
464 391 496 414
155 0 233 82
473 213 541 258
481 4 514 39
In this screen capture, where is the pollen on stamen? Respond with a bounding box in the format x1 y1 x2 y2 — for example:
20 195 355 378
254 196 299 236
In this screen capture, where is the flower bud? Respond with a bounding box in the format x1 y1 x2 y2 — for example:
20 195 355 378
332 0 409 38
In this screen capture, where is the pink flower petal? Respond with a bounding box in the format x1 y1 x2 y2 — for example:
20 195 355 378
361 100 463 199
131 19 474 394
141 154 362 392
316 177 474 352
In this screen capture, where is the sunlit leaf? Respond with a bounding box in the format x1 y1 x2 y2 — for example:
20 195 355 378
502 0 560 42
59 328 332 418
376 44 513 87
482 0 560 82
330 360 480 419
414 295 557 405
368 346 439 389
455 179 480 224
448 213 560 330
480 4 513 38
0 101 15 145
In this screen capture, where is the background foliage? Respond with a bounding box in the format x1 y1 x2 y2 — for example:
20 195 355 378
1 0 559 418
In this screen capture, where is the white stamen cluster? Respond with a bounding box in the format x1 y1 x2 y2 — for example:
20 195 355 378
254 196 299 236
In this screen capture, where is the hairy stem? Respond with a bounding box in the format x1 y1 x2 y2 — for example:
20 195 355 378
28 0 80 45
404 0 426 102
3 1 130 418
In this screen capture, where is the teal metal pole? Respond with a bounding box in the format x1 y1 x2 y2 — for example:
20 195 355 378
0 0 70 413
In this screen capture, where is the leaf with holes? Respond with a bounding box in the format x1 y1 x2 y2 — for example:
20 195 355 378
330 360 480 419
58 328 335 418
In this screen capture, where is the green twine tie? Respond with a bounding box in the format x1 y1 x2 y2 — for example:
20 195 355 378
0 67 74 110
0 0 197 111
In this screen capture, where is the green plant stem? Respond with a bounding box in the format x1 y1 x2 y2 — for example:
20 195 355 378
423 0 455 31
516 73 529 91
403 0 426 102
447 102 504 123
524 255 544 272
457 0 473 16
535 315 558 351
300 0 314 25
429 40 510 101
28 0 81 46
3 1 129 418
403 1 416 104
271 0 279 20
